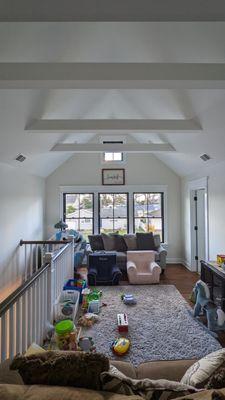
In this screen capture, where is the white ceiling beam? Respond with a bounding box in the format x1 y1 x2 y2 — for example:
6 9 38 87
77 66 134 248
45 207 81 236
27 118 202 132
1 63 225 89
1 0 225 21
51 143 175 152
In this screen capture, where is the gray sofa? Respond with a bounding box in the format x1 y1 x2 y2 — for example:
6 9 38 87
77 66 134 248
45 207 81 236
87 233 167 276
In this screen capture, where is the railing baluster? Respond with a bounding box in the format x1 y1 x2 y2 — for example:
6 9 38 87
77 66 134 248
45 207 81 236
1 314 7 362
9 306 15 359
30 244 33 278
15 298 22 354
32 283 37 343
27 288 32 347
21 292 27 353
35 244 38 272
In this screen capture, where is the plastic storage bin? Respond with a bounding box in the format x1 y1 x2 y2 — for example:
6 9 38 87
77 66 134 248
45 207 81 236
63 279 87 303
54 290 79 322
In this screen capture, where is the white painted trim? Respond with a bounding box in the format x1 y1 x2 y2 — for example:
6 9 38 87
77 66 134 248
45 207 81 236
188 177 209 270
181 259 193 271
167 258 183 264
59 184 168 243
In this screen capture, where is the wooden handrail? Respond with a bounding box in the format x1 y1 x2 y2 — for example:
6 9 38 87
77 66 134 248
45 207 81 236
0 262 50 318
20 239 71 246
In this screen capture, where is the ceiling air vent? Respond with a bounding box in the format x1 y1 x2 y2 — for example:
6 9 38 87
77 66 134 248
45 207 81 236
15 153 26 162
103 140 124 144
200 154 211 162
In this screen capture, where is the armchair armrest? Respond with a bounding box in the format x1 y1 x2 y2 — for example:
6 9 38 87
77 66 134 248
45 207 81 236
156 244 167 256
127 260 137 273
88 266 97 275
149 261 161 274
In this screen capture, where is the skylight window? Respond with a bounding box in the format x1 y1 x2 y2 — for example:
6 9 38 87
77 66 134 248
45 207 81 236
104 152 123 162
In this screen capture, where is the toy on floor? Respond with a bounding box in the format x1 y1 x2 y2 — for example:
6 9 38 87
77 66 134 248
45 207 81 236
117 313 128 332
78 313 99 328
121 294 137 305
78 336 96 352
55 319 78 351
88 300 100 314
112 337 130 356
204 301 225 331
193 280 211 317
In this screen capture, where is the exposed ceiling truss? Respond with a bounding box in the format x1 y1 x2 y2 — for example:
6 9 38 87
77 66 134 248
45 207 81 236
51 143 175 152
27 118 202 132
1 63 225 89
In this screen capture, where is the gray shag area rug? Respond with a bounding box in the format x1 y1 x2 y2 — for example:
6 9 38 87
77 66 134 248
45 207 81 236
81 285 221 366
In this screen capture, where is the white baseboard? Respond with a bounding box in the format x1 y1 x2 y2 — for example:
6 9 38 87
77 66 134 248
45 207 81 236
181 259 193 271
166 258 183 264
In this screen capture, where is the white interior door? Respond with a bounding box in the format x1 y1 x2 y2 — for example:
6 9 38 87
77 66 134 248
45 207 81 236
190 188 206 272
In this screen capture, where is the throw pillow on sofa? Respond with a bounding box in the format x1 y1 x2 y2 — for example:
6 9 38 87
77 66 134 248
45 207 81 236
101 233 117 251
110 233 127 252
88 235 105 251
180 348 225 389
136 232 157 251
124 234 137 250
10 351 109 390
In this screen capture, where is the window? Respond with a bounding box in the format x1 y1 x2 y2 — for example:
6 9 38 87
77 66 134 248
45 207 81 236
99 193 128 234
133 193 164 241
103 152 123 162
63 193 94 240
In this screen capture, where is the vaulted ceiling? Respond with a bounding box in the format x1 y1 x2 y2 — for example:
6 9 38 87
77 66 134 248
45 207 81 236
1 20 225 177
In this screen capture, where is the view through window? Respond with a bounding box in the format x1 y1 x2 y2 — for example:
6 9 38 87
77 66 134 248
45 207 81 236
133 193 164 241
103 152 123 162
63 193 94 240
99 193 128 234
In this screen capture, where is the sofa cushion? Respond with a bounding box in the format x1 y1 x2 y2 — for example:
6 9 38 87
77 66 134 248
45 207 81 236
181 349 225 389
0 359 23 385
10 351 109 390
0 384 143 400
101 365 197 399
137 359 197 382
136 232 157 251
110 360 136 379
88 235 104 251
110 234 127 252
124 234 137 250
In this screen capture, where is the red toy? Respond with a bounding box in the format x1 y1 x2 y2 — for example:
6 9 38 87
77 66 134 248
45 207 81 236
117 313 128 332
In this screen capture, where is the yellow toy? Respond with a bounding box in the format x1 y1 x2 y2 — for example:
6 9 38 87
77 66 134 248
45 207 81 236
112 337 130 356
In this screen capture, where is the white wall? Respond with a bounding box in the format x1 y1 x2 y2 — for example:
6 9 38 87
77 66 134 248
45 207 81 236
182 160 225 268
45 153 182 261
0 163 45 301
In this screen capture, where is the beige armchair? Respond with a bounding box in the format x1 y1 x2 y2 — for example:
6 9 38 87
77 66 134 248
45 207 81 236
127 250 161 284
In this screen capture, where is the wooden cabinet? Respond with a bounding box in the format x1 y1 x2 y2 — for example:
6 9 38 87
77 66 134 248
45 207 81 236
201 260 225 312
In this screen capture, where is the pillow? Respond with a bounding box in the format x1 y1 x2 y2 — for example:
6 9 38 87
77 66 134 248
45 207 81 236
124 234 137 250
136 232 156 251
101 233 116 251
10 351 109 390
88 235 104 251
181 349 225 389
110 234 127 252
101 365 197 399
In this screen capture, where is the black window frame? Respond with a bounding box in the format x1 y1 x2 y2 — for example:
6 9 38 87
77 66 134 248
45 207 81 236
98 192 129 234
133 192 164 242
63 193 94 236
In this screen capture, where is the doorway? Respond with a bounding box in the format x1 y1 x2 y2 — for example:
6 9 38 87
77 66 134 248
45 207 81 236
190 188 207 272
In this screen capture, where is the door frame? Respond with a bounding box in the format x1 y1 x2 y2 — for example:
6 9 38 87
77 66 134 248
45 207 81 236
189 177 209 271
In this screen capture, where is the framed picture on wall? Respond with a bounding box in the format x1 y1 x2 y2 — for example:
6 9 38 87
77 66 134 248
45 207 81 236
102 169 125 185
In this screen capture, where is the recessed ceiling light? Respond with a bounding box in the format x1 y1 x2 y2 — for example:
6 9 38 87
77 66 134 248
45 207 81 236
15 153 26 162
200 154 211 161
